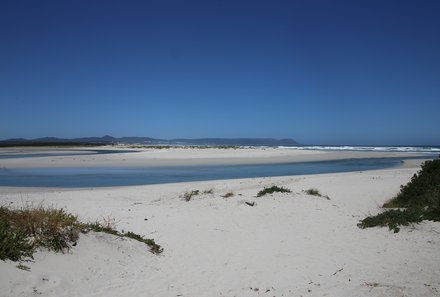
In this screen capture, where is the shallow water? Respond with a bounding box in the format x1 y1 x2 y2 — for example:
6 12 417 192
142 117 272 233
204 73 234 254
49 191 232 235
0 149 137 159
0 157 431 188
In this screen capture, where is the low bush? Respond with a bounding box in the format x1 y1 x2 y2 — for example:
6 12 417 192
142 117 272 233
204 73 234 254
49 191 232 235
358 208 424 233
257 186 291 197
359 159 440 233
0 205 79 256
0 205 163 262
383 159 440 210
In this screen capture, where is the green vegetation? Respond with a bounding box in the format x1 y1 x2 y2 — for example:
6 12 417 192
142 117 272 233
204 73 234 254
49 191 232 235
84 223 163 254
359 159 440 232
124 232 163 254
358 208 424 233
257 186 291 197
0 205 162 263
0 213 34 261
0 205 79 260
304 188 330 200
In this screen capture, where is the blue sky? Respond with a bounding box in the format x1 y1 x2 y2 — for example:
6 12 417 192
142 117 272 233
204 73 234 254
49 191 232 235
1 0 439 145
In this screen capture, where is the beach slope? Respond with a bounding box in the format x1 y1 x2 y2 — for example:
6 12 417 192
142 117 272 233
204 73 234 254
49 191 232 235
0 157 439 296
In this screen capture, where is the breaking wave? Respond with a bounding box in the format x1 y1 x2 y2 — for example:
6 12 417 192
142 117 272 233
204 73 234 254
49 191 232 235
278 146 440 154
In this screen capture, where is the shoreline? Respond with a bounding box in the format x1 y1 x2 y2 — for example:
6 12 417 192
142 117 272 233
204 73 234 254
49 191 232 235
1 165 439 296
0 147 432 191
0 146 432 169
0 158 429 194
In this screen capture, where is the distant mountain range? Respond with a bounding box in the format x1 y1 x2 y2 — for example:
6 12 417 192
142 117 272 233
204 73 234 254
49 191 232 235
0 135 300 147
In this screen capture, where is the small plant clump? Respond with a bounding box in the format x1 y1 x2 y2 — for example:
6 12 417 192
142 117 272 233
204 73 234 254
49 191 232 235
305 188 320 196
359 159 440 233
183 190 200 201
257 186 291 197
0 205 80 261
0 205 163 263
203 188 214 194
222 192 234 198
304 188 330 200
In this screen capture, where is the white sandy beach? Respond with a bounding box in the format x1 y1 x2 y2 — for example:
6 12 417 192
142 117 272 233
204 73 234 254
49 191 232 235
0 146 428 168
0 148 439 297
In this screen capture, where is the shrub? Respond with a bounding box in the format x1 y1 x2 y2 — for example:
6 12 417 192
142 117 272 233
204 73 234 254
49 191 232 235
257 186 291 197
0 205 80 255
359 159 440 233
0 205 163 263
383 159 440 210
358 208 424 233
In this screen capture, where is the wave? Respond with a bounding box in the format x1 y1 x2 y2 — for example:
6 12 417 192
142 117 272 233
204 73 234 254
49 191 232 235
278 146 440 154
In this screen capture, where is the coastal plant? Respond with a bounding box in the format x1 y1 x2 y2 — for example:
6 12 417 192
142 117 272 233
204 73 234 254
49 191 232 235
222 192 234 198
305 188 320 196
83 223 163 254
203 188 214 194
383 159 440 209
182 190 200 201
0 204 80 253
0 204 163 263
257 186 291 197
124 232 163 254
358 208 424 233
0 211 34 261
359 159 440 233
304 188 330 200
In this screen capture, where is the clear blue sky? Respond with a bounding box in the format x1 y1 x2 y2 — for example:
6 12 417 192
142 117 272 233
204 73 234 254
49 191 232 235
1 0 439 145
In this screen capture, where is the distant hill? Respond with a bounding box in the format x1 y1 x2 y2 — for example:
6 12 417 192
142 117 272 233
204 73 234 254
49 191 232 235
0 136 300 147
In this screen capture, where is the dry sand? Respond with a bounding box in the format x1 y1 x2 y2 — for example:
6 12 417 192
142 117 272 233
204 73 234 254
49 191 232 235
0 146 428 168
0 148 439 297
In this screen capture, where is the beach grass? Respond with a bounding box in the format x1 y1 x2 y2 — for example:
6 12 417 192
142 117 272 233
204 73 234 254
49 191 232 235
304 188 330 200
0 204 162 263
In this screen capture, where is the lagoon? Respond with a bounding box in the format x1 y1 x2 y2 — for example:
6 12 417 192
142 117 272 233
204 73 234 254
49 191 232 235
0 157 430 188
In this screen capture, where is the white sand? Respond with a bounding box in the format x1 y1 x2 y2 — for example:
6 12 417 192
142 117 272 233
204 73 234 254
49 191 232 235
0 149 439 296
0 146 427 168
